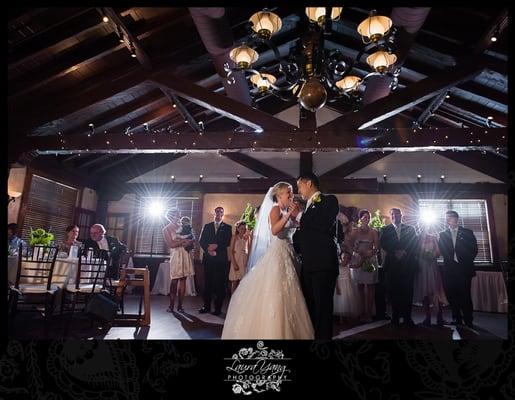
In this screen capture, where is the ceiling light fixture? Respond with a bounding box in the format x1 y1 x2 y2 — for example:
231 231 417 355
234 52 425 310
225 8 399 112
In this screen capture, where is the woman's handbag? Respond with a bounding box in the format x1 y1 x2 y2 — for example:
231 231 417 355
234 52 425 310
85 291 118 322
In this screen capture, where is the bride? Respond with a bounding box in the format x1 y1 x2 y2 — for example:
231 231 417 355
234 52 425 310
221 182 314 339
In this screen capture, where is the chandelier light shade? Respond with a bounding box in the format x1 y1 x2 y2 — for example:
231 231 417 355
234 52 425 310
305 7 343 26
366 50 397 73
357 14 393 43
225 7 399 112
249 11 282 39
299 77 327 112
229 44 259 69
250 72 277 92
335 75 362 93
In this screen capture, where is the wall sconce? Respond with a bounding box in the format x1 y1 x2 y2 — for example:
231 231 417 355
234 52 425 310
199 174 204 182
8 190 22 205
383 174 387 183
417 174 422 183
236 174 241 181
170 175 175 183
440 175 445 183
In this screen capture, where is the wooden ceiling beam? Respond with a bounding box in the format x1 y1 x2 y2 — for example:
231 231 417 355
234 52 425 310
89 155 136 175
221 152 292 179
60 89 166 137
148 74 297 132
99 7 152 70
436 150 507 183
320 152 394 179
320 63 487 132
8 8 102 71
299 152 313 175
95 153 187 188
28 127 507 154
99 178 379 199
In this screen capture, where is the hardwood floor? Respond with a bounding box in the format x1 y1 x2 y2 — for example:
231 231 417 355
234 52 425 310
7 294 508 340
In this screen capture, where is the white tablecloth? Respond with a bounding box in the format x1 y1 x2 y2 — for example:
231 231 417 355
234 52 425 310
471 271 507 313
151 261 196 296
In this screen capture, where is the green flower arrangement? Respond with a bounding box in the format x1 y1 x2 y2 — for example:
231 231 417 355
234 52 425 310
240 203 257 231
29 228 54 246
361 257 377 273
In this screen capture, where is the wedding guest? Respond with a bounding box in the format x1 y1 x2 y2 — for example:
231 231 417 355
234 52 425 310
83 223 127 279
344 209 380 322
438 210 478 328
57 225 82 255
413 224 448 326
198 206 232 315
380 208 418 327
228 221 250 295
163 210 195 313
8 223 25 254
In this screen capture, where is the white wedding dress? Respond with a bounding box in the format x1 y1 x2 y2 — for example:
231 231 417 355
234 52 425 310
221 205 314 339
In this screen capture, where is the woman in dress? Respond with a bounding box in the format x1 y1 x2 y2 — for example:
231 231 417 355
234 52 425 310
343 209 380 322
228 220 250 295
162 210 195 313
58 225 82 255
334 212 361 319
221 182 314 339
413 224 448 326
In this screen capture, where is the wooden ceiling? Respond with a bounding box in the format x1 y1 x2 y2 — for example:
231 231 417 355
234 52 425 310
8 7 508 191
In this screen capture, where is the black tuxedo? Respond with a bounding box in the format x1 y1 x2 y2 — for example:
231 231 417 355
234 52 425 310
294 193 339 340
198 221 232 312
438 226 478 324
83 235 127 279
380 223 418 323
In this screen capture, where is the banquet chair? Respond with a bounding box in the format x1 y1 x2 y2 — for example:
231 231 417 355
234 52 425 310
61 248 109 335
8 243 59 336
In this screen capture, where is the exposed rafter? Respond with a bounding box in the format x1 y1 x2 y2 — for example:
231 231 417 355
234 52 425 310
436 150 507 183
148 74 297 132
27 127 507 154
222 152 293 179
98 7 152 69
320 63 487 132
321 152 394 179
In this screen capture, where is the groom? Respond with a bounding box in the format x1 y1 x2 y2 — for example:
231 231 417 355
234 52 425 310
291 172 340 340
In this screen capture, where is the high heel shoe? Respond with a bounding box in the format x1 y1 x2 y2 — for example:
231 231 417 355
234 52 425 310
177 306 184 313
166 304 174 312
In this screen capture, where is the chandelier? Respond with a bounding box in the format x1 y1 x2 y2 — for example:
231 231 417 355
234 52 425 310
225 8 400 112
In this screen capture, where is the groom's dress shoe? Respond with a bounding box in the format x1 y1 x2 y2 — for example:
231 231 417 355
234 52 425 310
198 307 210 314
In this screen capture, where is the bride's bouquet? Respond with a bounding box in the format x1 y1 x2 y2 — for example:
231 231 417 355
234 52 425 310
361 257 378 273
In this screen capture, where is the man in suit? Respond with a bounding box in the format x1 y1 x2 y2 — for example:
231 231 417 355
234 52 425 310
438 210 478 328
198 206 232 316
291 172 339 340
82 223 127 279
380 208 418 327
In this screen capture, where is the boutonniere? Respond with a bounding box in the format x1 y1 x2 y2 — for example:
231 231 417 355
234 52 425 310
312 194 321 204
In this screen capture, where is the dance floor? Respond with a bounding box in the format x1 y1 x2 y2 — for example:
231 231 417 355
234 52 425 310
8 294 508 340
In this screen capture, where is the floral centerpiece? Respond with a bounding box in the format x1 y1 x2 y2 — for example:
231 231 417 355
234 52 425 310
29 228 54 246
240 203 257 231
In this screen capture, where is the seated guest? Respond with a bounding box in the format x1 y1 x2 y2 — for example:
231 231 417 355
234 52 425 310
8 223 25 254
82 223 127 279
57 225 82 255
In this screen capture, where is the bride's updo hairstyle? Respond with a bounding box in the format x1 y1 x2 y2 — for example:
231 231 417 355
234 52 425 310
271 182 292 203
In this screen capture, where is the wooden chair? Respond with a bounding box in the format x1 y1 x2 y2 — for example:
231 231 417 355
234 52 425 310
61 248 109 335
8 243 59 335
